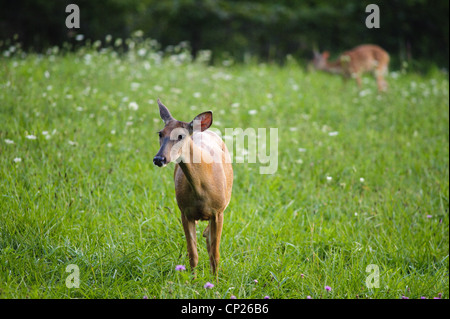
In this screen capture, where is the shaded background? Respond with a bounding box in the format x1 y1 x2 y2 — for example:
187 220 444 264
1 0 449 70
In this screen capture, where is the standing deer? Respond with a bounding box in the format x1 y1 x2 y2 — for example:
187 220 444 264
312 44 390 92
153 99 233 276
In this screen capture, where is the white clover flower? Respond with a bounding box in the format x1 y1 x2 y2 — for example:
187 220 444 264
248 110 257 115
75 34 84 41
326 176 332 181
13 157 22 163
5 139 14 144
328 131 339 136
68 140 77 146
130 82 140 91
298 148 307 152
360 177 365 183
193 92 201 98
26 135 37 140
137 48 147 57
129 101 139 111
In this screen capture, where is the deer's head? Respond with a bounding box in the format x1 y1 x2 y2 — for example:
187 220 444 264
312 50 330 70
153 99 213 167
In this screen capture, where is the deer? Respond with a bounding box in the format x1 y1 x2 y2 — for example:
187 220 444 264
153 99 233 276
312 44 390 92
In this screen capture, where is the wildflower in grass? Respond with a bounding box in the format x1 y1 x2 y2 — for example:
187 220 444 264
204 282 214 289
401 295 409 299
360 177 365 183
328 131 339 136
230 295 237 299
248 110 257 115
193 92 201 98
421 296 426 299
26 135 36 140
5 139 14 144
129 102 139 111
75 34 84 41
137 49 147 57
264 296 270 299
306 296 312 299
13 157 21 163
231 102 240 108
325 286 332 292
301 274 304 278
326 176 332 181
154 85 163 92
143 295 148 299
253 279 258 284
175 265 186 271
68 140 77 146
130 83 140 91
426 215 432 219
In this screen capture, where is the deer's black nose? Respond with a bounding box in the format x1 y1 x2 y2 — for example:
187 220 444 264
153 155 166 167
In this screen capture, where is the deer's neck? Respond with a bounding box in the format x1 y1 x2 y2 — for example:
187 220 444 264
177 138 210 197
324 59 344 74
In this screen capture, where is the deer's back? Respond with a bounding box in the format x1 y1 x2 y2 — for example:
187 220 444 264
343 44 389 73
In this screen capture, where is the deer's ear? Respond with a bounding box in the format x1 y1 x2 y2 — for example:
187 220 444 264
190 111 213 132
322 51 330 59
157 98 174 124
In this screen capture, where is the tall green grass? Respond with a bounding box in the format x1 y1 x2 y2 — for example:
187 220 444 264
0 41 448 299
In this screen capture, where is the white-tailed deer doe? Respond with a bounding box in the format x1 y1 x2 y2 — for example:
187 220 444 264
312 44 390 92
153 99 233 276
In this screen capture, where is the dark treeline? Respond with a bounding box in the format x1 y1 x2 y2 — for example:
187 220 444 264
1 0 448 69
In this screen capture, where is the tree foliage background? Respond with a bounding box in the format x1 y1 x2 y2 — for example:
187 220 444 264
1 0 448 69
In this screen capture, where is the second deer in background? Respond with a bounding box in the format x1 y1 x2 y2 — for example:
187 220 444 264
312 44 390 92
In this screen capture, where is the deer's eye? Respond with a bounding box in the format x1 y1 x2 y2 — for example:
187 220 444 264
178 134 184 141
158 132 162 138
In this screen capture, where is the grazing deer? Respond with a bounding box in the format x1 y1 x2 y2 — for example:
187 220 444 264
153 99 233 276
312 44 390 92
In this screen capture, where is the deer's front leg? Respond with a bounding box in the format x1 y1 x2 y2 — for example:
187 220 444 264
181 212 198 271
207 212 224 275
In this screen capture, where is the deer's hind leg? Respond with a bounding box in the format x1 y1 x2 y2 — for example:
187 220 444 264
374 66 388 92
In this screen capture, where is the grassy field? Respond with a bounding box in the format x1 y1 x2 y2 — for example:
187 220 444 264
0 40 448 299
